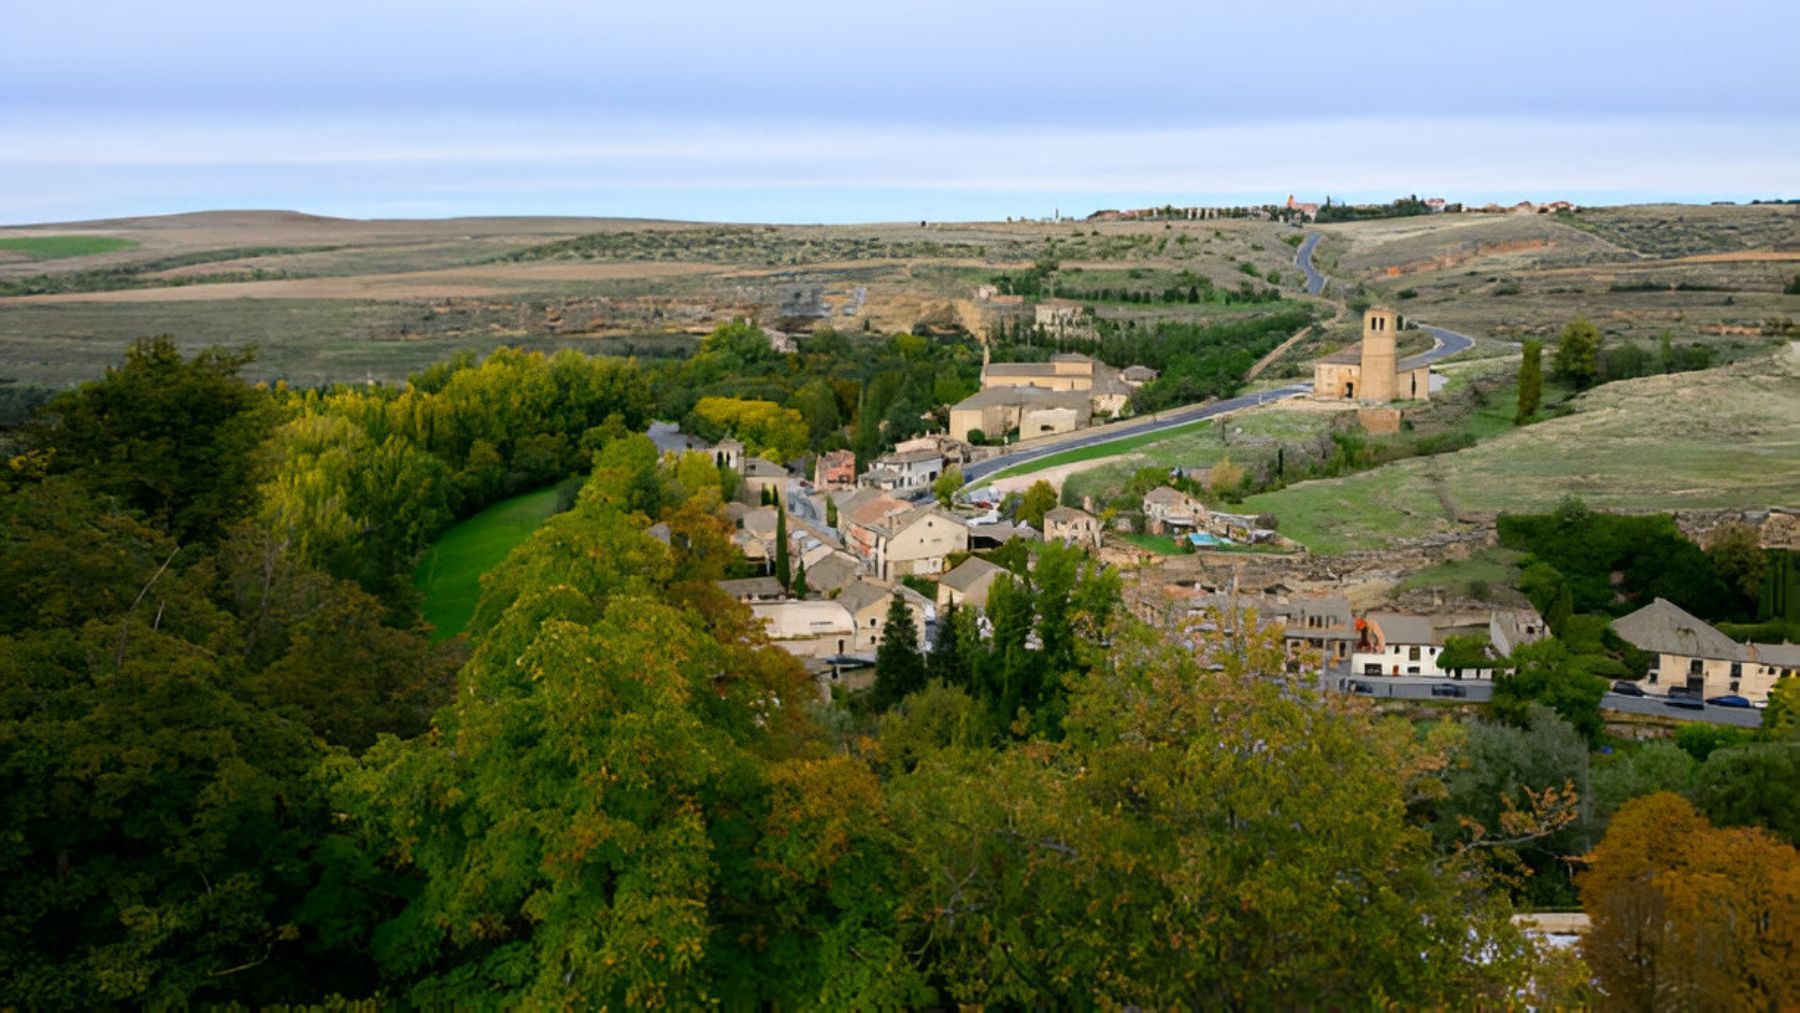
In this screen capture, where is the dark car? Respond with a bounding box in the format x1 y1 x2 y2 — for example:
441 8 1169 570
1350 681 1375 695
1430 684 1467 698
1705 694 1752 709
1611 681 1646 697
1663 695 1706 711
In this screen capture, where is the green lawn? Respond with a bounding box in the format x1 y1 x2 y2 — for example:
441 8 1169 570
412 486 562 639
1117 532 1189 555
0 235 139 260
988 416 1218 482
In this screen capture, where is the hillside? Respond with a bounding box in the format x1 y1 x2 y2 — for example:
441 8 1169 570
1244 342 1800 553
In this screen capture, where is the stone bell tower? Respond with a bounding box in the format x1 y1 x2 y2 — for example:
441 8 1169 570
1359 307 1398 402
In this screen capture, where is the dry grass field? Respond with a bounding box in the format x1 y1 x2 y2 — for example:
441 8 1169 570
0 211 1325 387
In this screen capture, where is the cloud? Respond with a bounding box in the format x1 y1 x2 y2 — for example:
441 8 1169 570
2 109 1795 222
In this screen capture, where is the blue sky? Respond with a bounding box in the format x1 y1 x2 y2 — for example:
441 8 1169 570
3 0 1796 224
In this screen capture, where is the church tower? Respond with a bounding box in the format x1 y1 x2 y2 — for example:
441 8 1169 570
1359 308 1398 402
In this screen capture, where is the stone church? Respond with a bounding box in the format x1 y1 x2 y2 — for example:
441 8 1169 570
1312 307 1433 402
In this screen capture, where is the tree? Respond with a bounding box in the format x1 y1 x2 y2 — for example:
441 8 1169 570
32 336 277 542
1553 317 1602 390
774 501 790 587
1018 479 1058 530
1707 521 1767 610
1491 638 1609 744
1591 740 1696 827
1691 741 1800 844
824 494 838 529
791 557 809 598
931 464 965 507
871 595 925 710
1516 339 1543 422
926 598 968 687
886 620 1536 1007
1437 633 1493 676
1579 793 1800 1011
1208 453 1245 495
1438 706 1592 906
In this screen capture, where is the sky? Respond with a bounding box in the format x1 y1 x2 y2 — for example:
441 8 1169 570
3 0 1797 224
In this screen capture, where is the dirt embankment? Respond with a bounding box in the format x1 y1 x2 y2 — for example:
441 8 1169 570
1381 239 1555 276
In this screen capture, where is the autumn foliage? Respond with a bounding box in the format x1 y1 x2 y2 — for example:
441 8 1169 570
1579 792 1800 1010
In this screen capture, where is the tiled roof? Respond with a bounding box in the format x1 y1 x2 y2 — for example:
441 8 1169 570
1612 598 1745 660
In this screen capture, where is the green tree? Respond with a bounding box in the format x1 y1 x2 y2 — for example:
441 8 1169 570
1018 479 1058 530
32 336 277 542
824 493 839 529
1691 741 1800 844
1438 705 1593 907
926 598 968 687
1491 638 1609 744
1591 740 1696 827
931 463 964 507
1707 521 1767 610
872 595 925 710
1553 317 1602 390
888 620 1535 1007
1516 338 1543 422
791 557 808 598
774 501 791 588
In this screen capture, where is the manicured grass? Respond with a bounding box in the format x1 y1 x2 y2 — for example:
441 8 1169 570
988 416 1217 481
0 235 138 260
413 486 562 639
1117 532 1189 555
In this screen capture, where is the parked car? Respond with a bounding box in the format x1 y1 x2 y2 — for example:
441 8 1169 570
1430 684 1467 698
1705 694 1751 709
1611 681 1646 697
1663 695 1705 711
1350 681 1375 695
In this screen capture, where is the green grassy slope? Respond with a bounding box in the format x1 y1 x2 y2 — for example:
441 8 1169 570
412 486 561 639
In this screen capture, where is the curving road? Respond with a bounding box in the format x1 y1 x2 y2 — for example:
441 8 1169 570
962 248 1477 485
1295 232 1327 295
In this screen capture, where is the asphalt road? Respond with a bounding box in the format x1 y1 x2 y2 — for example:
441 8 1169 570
1599 692 1762 728
963 324 1476 485
1321 675 1763 727
1295 232 1327 295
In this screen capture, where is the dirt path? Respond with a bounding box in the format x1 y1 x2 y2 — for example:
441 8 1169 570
985 453 1144 495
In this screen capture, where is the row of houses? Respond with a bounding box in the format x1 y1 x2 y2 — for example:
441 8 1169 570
1170 587 1549 678
947 351 1154 445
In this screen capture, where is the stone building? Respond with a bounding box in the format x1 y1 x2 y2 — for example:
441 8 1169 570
1312 308 1432 403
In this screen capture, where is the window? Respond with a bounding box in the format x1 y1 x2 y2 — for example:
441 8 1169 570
1408 646 1421 661
1689 659 1704 676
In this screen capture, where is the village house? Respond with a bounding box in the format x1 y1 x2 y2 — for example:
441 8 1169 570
1612 598 1796 703
812 448 856 491
1312 308 1433 403
1142 486 1206 535
859 447 943 494
835 578 930 652
751 599 856 660
1178 591 1355 672
937 556 1008 611
716 576 787 603
894 433 975 467
646 421 711 457
843 491 914 563
863 504 969 581
712 436 744 473
1489 607 1550 657
1352 613 1447 677
739 457 790 504
1044 505 1102 548
948 385 1094 444
801 550 861 595
979 352 1133 414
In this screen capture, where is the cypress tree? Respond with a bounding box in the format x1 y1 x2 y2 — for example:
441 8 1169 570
1516 339 1543 423
792 558 808 598
872 595 926 709
774 502 790 588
